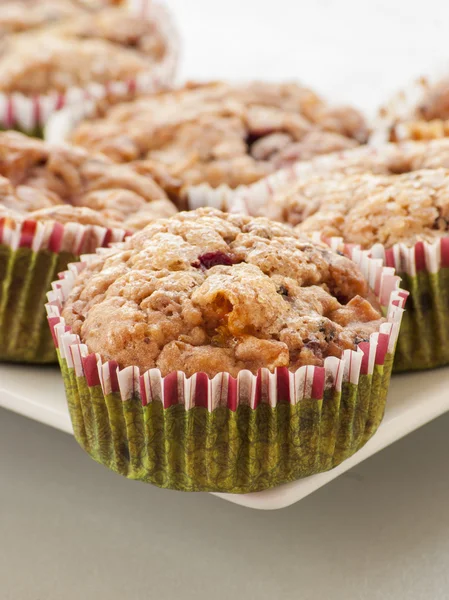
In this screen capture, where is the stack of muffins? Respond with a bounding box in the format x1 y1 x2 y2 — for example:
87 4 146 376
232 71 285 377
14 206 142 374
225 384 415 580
6 0 449 494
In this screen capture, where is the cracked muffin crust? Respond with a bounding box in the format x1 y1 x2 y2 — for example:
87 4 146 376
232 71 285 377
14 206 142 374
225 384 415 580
61 208 385 378
252 137 449 222
0 132 176 230
0 5 167 96
68 81 369 204
274 169 449 249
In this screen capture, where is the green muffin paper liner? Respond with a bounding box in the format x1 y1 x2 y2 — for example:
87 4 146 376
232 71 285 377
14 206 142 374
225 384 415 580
45 247 407 494
0 216 126 363
4 1 178 137
369 239 449 371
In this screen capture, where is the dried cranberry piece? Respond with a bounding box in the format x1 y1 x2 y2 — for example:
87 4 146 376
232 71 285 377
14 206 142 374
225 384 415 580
303 338 324 358
197 251 234 269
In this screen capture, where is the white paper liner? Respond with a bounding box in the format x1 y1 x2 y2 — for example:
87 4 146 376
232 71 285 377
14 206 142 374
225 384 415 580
0 0 179 134
45 240 407 404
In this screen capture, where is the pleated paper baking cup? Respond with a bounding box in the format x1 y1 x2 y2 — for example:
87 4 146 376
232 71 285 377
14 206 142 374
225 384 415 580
0 0 179 137
45 248 407 494
370 237 449 371
371 67 449 146
0 216 126 363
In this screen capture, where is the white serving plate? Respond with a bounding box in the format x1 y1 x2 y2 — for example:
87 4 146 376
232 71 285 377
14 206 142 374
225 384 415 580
1 364 449 510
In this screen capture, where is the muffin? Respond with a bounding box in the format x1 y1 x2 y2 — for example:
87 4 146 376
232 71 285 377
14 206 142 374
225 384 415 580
374 71 449 144
60 80 369 207
0 131 176 363
0 2 178 134
0 0 125 36
260 168 449 371
46 208 406 493
221 138 449 217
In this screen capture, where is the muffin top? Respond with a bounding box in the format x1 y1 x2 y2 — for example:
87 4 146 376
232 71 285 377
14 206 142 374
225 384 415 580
0 1 85 35
377 75 449 143
281 169 449 249
0 132 176 230
297 137 449 177
0 1 124 35
0 6 167 95
242 137 449 220
69 81 368 203
61 208 384 378
0 0 122 36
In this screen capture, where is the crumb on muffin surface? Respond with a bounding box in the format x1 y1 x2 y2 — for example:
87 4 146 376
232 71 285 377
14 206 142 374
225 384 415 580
0 131 176 230
61 208 384 378
69 81 368 202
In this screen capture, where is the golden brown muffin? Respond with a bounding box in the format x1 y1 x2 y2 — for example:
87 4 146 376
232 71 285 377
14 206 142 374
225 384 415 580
61 208 385 378
0 6 167 95
68 81 368 204
0 1 125 36
376 74 449 143
239 138 449 220
0 131 176 230
274 169 449 249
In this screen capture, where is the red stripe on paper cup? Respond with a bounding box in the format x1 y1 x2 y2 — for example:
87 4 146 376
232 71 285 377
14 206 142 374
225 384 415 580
163 371 180 407
82 354 101 387
311 366 325 400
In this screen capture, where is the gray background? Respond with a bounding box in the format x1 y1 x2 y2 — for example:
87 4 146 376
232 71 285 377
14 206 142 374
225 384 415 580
1 408 449 599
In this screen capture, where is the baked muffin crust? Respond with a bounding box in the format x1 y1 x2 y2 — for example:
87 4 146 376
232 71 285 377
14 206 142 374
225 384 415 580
286 169 449 249
69 81 368 202
0 1 124 36
0 6 166 95
376 75 449 143
255 137 449 225
0 132 176 230
61 208 384 377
